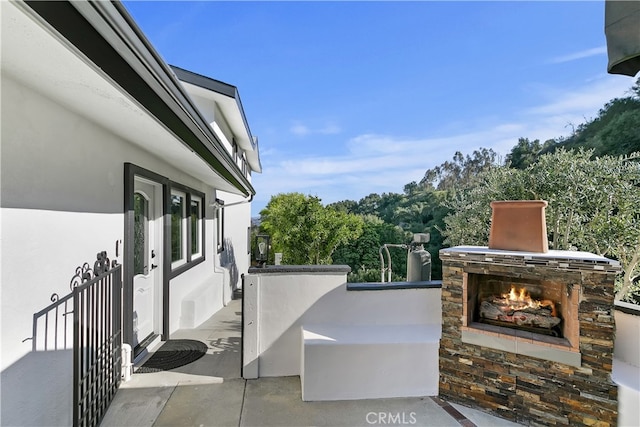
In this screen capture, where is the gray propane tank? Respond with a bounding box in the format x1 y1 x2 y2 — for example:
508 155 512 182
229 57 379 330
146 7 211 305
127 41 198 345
406 233 432 282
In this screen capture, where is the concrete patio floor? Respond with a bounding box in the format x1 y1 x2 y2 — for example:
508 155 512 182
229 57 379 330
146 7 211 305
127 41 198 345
101 298 522 427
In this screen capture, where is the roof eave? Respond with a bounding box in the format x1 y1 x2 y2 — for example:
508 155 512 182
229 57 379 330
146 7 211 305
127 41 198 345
170 65 258 153
23 0 255 196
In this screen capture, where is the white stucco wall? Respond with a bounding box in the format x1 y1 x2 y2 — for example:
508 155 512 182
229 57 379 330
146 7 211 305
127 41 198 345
217 190 252 290
170 210 226 332
2 75 125 370
614 303 640 368
613 303 640 427
1 69 244 424
243 269 442 378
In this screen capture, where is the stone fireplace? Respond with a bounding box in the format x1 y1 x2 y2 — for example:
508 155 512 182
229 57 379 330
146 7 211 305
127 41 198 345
440 246 621 426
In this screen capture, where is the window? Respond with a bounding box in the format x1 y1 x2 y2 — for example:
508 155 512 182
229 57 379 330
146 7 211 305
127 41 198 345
133 192 149 275
170 191 186 266
126 163 207 300
216 199 225 253
190 196 202 258
170 185 205 276
241 153 248 176
232 140 238 163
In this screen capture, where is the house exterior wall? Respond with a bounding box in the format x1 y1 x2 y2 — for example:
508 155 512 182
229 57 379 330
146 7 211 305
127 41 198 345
1 69 247 424
217 190 252 290
1 74 126 426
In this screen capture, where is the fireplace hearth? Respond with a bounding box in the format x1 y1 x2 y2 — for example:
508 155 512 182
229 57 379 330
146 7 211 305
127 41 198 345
439 246 621 427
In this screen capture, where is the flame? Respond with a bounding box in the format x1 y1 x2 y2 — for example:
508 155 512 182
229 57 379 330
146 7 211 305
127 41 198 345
507 286 528 302
502 285 558 317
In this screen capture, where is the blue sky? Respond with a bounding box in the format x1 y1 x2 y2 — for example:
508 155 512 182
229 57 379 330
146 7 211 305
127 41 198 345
122 1 635 217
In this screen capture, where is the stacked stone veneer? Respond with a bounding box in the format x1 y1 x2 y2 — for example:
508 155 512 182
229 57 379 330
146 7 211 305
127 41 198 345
439 246 621 427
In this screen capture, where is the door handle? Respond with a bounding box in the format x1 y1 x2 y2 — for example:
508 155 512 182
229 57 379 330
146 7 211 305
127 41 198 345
151 264 158 270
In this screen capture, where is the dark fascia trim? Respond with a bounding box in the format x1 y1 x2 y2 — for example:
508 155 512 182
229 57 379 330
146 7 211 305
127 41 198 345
170 65 257 152
248 265 352 275
347 280 443 291
615 300 640 316
23 0 254 197
172 65 237 99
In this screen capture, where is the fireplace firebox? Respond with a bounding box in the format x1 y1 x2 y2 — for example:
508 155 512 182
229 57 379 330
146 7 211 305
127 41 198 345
440 246 621 427
463 273 580 353
474 277 563 336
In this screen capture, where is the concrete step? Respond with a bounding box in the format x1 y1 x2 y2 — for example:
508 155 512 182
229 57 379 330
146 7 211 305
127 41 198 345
301 324 440 401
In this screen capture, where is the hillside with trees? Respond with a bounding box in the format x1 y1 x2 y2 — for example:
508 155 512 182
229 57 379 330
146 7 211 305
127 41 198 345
256 78 640 302
506 78 640 167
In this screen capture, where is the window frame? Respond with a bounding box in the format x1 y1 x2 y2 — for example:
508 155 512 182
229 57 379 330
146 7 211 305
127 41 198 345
170 189 187 268
169 182 205 278
241 153 248 176
232 139 239 163
190 195 203 260
216 198 225 254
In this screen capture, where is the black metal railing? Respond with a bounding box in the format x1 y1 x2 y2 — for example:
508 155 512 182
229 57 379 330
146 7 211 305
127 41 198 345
27 251 123 427
72 251 122 427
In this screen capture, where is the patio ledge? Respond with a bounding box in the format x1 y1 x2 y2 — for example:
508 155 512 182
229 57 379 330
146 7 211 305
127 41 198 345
248 265 351 274
347 280 442 291
615 300 640 316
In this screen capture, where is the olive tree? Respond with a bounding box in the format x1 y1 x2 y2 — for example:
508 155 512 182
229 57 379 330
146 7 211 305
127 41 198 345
443 149 640 301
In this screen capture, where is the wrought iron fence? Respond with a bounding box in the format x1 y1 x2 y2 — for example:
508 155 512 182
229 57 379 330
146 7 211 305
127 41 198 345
72 251 122 427
28 251 122 427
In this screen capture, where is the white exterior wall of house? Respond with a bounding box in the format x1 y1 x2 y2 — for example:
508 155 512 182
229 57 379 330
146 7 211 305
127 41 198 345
1 69 247 354
0 72 229 425
178 80 257 293
1 1 259 425
217 190 252 291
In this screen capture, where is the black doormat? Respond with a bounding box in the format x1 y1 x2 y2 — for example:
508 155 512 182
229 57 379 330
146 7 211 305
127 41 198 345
137 339 208 373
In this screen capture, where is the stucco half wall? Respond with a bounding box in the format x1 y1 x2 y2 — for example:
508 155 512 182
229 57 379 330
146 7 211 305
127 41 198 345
242 266 442 379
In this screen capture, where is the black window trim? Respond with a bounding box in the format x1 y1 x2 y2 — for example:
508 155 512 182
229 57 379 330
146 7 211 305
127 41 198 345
169 181 206 279
216 198 225 254
125 163 207 345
